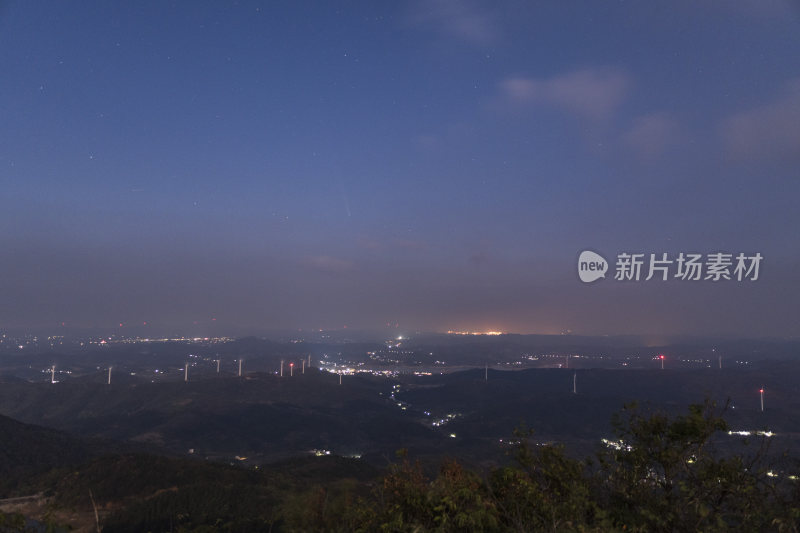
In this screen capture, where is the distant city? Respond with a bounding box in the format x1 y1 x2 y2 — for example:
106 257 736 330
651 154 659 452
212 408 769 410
0 329 775 387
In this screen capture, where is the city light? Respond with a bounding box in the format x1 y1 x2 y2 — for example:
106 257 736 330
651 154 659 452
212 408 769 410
447 330 505 336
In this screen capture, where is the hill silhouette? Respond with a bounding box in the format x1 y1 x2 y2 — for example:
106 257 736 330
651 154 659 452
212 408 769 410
0 413 92 496
0 370 446 463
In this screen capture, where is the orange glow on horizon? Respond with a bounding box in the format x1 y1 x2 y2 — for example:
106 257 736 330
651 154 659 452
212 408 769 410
446 330 506 336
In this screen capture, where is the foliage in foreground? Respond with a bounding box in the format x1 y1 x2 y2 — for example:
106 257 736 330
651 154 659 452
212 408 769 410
283 400 799 532
2 400 798 532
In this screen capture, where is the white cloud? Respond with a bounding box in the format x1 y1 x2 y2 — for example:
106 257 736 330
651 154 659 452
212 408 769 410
303 255 355 273
718 0 797 18
414 134 440 150
410 0 497 45
721 79 800 161
622 112 679 159
498 68 631 120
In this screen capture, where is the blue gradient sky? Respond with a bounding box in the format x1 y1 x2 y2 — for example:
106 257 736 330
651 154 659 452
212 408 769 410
1 1 799 336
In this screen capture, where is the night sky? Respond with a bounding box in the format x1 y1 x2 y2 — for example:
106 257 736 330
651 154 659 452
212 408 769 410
1 1 798 337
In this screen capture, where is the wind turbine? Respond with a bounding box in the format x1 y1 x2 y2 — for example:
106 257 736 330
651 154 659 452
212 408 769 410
184 363 188 382
302 359 305 374
216 359 221 373
238 358 243 377
290 362 294 377
107 366 112 385
280 359 284 377
485 363 488 382
760 387 765 412
659 354 665 370
50 365 55 384
573 371 577 394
